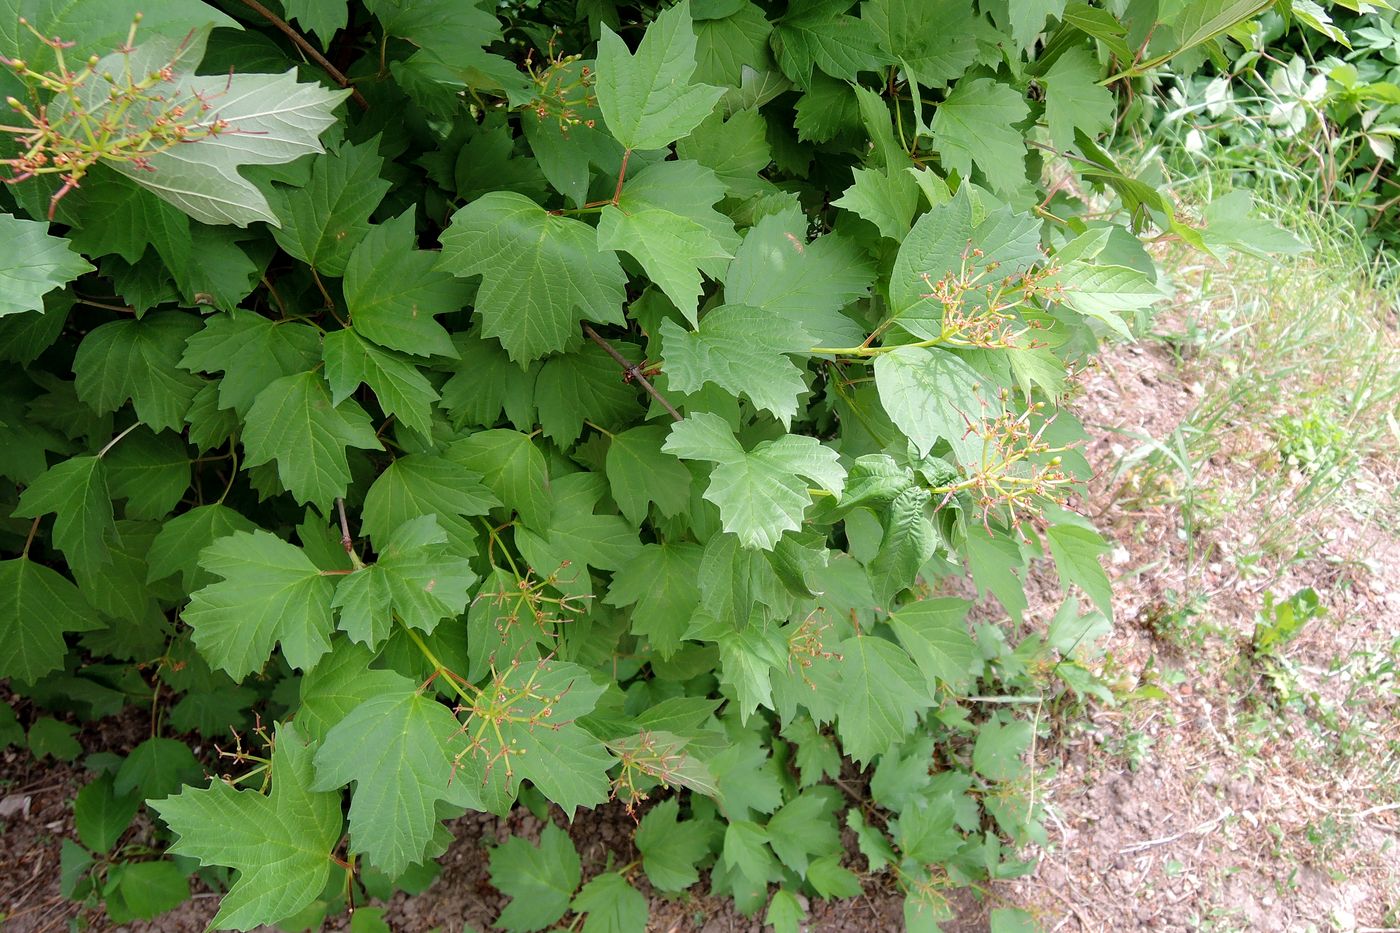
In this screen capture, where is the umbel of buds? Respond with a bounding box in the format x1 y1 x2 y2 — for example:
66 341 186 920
522 35 598 135
0 16 234 218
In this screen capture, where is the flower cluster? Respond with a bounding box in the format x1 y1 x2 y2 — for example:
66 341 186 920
920 244 1068 350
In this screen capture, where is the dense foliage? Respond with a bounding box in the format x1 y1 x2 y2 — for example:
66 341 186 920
0 0 1303 929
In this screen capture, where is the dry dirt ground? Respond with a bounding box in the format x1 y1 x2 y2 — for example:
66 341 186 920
2 293 1397 932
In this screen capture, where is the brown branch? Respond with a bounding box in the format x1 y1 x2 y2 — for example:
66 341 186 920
238 0 369 110
335 497 355 556
582 324 683 422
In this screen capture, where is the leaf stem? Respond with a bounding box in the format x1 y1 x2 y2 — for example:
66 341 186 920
236 0 369 109
582 324 682 422
401 623 474 705
97 421 142 459
335 498 364 570
611 148 631 205
20 516 40 558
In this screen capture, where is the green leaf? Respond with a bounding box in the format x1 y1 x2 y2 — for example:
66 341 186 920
887 598 976 691
972 717 1033 781
73 312 204 433
361 453 497 558
146 504 258 591
114 736 201 801
834 634 932 765
323 328 438 437
457 659 612 815
269 139 390 276
1006 0 1066 48
893 789 961 863
180 314 322 415
107 860 189 922
109 65 349 227
572 872 649 933
534 343 643 447
152 722 343 932
447 430 550 530
603 540 703 657
595 0 725 150
332 515 475 650
1199 190 1308 260
241 370 383 508
104 428 190 520
863 0 980 88
27 716 81 760
488 823 581 933
312 676 466 876
438 192 627 363
867 485 937 607
284 0 346 48
766 787 841 873
598 207 731 322
604 425 693 525
636 798 711 892
723 204 874 348
0 214 93 317
344 209 471 359
297 638 406 743
929 77 1029 194
74 774 139 852
674 108 775 198
964 526 1028 621
663 412 846 550
1045 522 1113 618
765 888 805 933
771 0 883 87
13 455 114 579
0 558 103 684
661 305 812 426
1041 46 1114 150
183 530 337 679
514 473 643 592
833 166 920 240
874 346 991 467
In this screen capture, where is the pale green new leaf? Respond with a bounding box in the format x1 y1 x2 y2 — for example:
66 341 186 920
151 722 342 932
663 412 846 550
597 207 731 322
332 515 475 649
874 346 991 467
13 455 114 579
72 312 204 433
972 717 1033 781
182 530 336 678
595 0 725 150
867 484 936 606
0 214 93 317
834 634 932 765
863 0 980 88
269 139 390 276
322 328 438 437
0 558 104 684
930 77 1029 194
438 192 627 363
887 597 975 690
833 166 919 240
241 371 383 507
660 305 812 426
489 824 581 933
344 209 471 359
1007 0 1067 48
312 676 466 876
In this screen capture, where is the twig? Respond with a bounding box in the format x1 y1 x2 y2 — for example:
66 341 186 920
237 0 369 110
1117 809 1231 853
335 497 355 556
582 324 683 422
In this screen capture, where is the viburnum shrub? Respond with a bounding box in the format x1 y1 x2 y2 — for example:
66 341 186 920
0 0 1285 929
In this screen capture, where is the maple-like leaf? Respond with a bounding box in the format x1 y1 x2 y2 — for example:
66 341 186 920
874 346 991 468
929 76 1029 194
151 722 342 932
0 214 94 317
595 0 725 150
344 209 470 359
663 412 845 550
322 328 438 437
0 558 104 683
660 305 812 426
437 192 627 363
360 452 498 558
1041 47 1115 150
241 370 383 508
771 0 883 87
12 455 114 579
489 824 581 933
72 311 204 433
180 314 322 415
331 515 476 650
182 530 337 679
269 138 391 276
312 675 471 877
